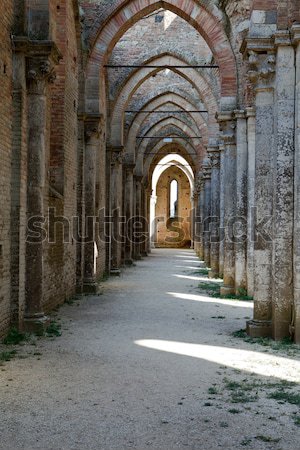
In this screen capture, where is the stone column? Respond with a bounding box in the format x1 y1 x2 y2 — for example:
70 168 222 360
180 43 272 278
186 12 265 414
144 186 152 254
133 175 143 260
83 115 103 293
124 162 135 265
207 146 220 278
140 181 148 257
293 25 300 343
193 174 202 256
109 146 124 275
199 184 205 261
246 44 276 337
150 193 157 248
219 144 225 277
218 113 237 296
234 110 248 294
271 31 296 340
202 159 212 267
24 52 59 333
246 107 256 298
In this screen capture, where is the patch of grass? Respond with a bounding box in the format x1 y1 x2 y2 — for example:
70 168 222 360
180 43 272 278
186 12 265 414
192 268 209 276
211 316 226 320
45 321 62 337
228 408 241 414
212 291 253 301
294 416 300 426
230 391 258 404
267 390 300 406
0 350 17 363
2 328 29 345
219 422 228 428
240 438 252 446
255 435 280 443
232 329 300 353
208 387 218 395
198 282 220 294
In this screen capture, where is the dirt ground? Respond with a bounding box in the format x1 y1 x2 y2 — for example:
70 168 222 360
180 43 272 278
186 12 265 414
0 249 299 450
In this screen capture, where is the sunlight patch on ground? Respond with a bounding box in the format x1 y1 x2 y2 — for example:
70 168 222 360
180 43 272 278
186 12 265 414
167 292 253 308
135 339 300 382
175 255 199 259
172 274 223 283
175 265 205 270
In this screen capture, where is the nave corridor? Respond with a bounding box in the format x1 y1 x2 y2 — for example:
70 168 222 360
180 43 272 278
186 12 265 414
1 249 299 450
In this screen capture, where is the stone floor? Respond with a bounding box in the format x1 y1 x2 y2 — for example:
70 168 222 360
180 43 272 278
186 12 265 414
0 248 300 450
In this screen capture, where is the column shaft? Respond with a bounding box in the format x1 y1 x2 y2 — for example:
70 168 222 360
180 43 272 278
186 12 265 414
235 111 248 294
208 148 220 278
293 25 300 343
246 49 276 337
272 34 295 339
110 147 124 275
246 108 256 298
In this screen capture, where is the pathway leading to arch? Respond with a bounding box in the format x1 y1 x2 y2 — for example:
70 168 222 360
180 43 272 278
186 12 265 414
0 249 299 449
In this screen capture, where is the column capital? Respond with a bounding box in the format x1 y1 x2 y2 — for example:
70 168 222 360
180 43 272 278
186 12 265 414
245 107 256 118
216 112 236 145
18 39 62 94
274 30 292 47
241 37 276 90
195 171 205 193
207 147 221 169
84 114 104 141
234 109 247 120
123 153 136 170
291 24 300 46
135 174 143 183
202 158 212 180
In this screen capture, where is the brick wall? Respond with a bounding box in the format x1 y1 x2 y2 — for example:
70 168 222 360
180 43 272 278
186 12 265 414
43 0 79 310
0 0 13 335
155 166 191 248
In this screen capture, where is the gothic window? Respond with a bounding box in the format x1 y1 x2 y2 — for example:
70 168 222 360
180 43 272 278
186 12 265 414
170 179 178 218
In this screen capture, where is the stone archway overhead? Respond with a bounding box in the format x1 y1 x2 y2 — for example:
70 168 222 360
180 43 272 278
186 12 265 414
125 92 210 154
109 55 219 146
85 0 238 113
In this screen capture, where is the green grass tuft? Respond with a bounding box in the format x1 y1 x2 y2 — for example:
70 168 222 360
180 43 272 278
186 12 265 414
267 390 300 406
45 321 62 337
2 328 29 345
0 350 17 362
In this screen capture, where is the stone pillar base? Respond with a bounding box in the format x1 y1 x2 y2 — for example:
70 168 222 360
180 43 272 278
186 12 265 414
246 320 272 338
134 255 142 261
110 268 121 276
83 282 101 294
220 285 235 296
76 284 83 294
125 259 134 266
23 315 50 336
141 251 148 257
209 270 219 279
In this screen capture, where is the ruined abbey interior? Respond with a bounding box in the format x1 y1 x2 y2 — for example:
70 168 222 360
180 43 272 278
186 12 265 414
1 1 300 448
1 0 300 341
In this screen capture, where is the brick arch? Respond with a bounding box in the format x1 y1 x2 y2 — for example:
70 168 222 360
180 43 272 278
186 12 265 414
136 121 203 174
109 54 218 146
85 0 237 114
143 141 199 178
126 92 209 155
137 117 202 155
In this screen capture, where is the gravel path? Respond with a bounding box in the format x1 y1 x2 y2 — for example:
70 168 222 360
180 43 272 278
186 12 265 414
0 249 300 450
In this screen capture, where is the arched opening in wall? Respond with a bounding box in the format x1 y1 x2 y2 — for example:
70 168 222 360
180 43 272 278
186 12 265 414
169 179 179 218
150 154 194 249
